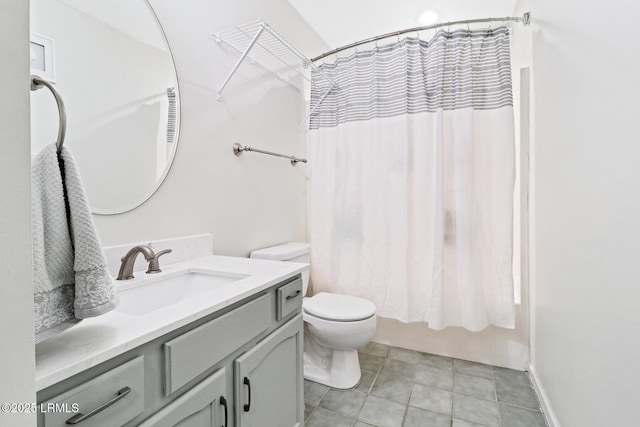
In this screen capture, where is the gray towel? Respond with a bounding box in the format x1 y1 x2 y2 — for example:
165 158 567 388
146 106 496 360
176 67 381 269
32 143 118 343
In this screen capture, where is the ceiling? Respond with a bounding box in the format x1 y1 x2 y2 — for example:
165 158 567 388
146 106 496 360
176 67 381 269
287 0 518 52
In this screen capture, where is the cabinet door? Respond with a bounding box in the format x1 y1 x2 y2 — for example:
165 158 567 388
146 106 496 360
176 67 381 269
234 314 303 427
139 368 228 427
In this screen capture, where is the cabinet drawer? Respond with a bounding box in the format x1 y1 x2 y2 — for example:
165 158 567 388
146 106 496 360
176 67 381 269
276 278 303 320
164 293 272 395
42 356 144 427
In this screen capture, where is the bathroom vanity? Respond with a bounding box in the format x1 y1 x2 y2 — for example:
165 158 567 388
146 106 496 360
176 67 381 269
34 255 307 427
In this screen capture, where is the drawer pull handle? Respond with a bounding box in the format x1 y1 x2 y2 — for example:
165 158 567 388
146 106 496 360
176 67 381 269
243 377 251 412
219 396 228 427
286 290 301 300
65 386 132 425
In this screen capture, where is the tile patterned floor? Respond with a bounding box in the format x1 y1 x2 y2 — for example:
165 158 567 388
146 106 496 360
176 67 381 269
304 343 547 427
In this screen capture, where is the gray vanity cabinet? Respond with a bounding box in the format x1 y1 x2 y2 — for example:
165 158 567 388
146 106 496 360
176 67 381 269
234 315 303 427
36 274 304 427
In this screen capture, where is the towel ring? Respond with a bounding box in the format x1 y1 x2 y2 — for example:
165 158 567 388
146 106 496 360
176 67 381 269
31 75 66 154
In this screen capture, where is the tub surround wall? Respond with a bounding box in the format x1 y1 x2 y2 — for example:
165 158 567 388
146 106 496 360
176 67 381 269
0 0 36 424
92 0 328 257
373 308 529 370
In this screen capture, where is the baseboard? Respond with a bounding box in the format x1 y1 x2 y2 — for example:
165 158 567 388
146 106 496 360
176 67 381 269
527 363 560 427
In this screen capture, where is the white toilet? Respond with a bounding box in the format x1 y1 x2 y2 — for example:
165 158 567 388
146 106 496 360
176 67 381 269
250 242 377 389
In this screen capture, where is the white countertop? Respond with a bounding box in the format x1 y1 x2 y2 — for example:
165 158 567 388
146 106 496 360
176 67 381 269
35 255 308 391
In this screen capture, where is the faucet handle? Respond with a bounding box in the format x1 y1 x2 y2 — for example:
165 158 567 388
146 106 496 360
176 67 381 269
146 249 172 274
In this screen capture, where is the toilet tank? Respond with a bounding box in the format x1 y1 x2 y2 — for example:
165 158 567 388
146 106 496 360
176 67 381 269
249 243 310 295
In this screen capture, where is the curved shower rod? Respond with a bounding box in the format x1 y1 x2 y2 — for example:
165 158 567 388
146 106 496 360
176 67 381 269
311 12 530 63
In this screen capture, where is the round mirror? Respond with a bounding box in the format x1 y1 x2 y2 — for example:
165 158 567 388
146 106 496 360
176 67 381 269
30 0 180 214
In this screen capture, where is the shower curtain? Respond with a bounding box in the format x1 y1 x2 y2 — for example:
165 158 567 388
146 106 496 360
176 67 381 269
307 27 515 331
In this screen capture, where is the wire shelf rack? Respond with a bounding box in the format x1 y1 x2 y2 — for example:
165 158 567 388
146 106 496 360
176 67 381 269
212 19 336 123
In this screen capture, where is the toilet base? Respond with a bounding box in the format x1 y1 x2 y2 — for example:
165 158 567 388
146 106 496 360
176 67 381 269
303 349 362 389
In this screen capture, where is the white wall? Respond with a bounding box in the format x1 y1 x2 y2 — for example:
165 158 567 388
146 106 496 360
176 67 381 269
529 1 640 425
0 1 37 425
92 0 328 257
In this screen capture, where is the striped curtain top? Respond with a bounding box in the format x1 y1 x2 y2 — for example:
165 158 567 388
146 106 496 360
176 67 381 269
309 26 513 129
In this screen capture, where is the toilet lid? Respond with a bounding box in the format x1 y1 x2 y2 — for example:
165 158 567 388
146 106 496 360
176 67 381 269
303 292 376 321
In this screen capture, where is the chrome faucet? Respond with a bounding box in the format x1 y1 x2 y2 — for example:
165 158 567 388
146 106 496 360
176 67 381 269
116 245 172 280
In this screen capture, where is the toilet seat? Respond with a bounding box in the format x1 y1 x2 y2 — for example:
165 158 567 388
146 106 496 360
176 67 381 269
304 292 376 322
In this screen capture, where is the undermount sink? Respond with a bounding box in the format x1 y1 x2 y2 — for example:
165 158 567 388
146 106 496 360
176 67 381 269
116 269 248 315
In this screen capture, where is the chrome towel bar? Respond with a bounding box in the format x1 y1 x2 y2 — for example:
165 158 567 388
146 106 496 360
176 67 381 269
233 143 307 166
31 75 66 154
